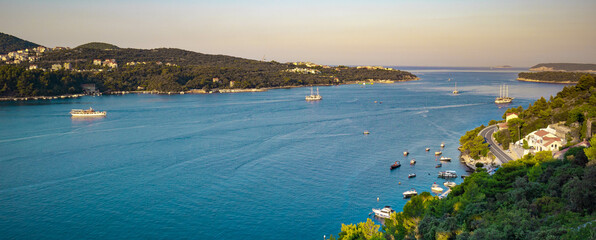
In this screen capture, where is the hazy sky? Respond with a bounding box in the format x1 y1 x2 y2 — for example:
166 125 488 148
1 0 595 67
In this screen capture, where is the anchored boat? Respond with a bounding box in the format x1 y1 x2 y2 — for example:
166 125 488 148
408 173 416 178
410 159 416 165
403 189 418 198
390 161 401 170
439 156 451 162
431 182 444 192
372 206 395 219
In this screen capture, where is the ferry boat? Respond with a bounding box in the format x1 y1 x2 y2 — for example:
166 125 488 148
70 108 107 117
372 206 395 219
390 161 401 170
305 87 322 101
495 85 514 104
438 170 457 178
431 182 444 192
408 173 416 178
403 188 418 198
444 181 456 188
439 156 451 162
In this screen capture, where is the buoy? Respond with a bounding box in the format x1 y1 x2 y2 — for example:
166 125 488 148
377 197 379 201
398 182 401 185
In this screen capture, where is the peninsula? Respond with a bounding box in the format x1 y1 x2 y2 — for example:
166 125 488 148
0 32 417 100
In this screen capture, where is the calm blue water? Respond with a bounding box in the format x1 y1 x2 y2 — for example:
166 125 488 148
0 68 568 239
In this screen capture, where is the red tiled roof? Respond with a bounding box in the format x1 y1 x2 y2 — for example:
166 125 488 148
498 123 508 129
534 130 550 137
506 113 518 116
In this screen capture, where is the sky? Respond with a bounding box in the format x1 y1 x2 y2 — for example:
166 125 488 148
1 0 595 67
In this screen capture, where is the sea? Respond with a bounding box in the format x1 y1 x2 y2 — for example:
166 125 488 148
0 67 569 239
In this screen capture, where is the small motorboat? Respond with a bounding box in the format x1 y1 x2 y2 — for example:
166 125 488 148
431 182 444 192
408 173 416 178
435 163 442 168
363 131 370 135
403 188 418 198
410 159 416 165
425 148 430 151
439 156 451 162
403 151 409 156
440 142 445 148
438 170 457 178
390 161 401 170
435 151 442 156
444 181 456 188
372 206 395 219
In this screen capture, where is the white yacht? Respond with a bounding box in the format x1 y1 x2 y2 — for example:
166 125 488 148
439 156 451 162
452 81 459 95
372 206 395 219
403 188 418 198
444 181 457 188
431 182 444 192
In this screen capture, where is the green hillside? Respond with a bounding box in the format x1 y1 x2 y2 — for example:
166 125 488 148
0 32 41 54
75 42 119 50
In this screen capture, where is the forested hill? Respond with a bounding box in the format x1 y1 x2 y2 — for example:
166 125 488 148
0 32 41 54
530 63 596 72
0 39 417 97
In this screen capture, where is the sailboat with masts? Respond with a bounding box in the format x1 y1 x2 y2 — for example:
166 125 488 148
495 84 514 104
452 80 459 95
305 87 322 101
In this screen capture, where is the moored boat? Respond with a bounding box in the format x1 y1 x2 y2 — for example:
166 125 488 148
439 156 451 162
410 159 416 165
431 182 444 192
425 147 430 151
403 189 418 198
440 142 445 148
403 150 409 156
435 151 442 156
70 108 107 117
438 170 457 178
372 206 395 219
363 130 370 135
444 181 456 188
390 161 401 170
436 163 442 168
408 173 416 178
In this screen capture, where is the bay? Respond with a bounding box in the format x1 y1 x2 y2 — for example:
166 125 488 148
0 68 568 239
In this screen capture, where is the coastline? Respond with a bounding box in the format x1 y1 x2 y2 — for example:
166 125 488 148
0 78 420 101
517 77 575 84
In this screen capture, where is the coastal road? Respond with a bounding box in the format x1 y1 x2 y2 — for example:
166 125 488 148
479 125 514 164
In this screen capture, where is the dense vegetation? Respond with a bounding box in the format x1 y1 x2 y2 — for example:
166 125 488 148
530 63 596 72
0 47 417 97
518 72 596 83
334 142 596 240
459 125 490 159
75 42 120 50
495 75 596 149
0 32 40 54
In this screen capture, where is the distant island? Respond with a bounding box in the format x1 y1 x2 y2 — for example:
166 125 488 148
491 65 512 69
0 32 418 99
529 63 596 72
517 63 596 84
